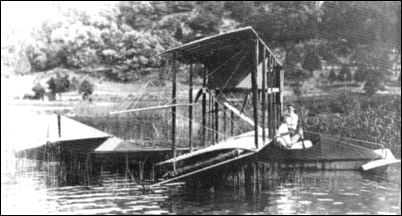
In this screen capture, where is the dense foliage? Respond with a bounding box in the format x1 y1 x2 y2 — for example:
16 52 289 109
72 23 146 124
79 80 94 96
2 1 401 88
47 74 70 95
31 84 45 100
294 94 401 156
328 69 337 83
337 65 352 82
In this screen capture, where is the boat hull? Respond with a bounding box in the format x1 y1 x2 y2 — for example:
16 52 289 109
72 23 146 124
258 132 382 171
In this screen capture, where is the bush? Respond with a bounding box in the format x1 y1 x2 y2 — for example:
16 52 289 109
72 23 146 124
47 73 70 95
337 65 352 81
354 66 366 83
328 69 337 83
23 94 34 100
32 84 45 100
364 80 378 95
46 73 71 100
293 85 302 96
297 94 401 156
285 68 310 84
70 77 80 91
79 80 94 100
302 52 321 74
364 69 384 95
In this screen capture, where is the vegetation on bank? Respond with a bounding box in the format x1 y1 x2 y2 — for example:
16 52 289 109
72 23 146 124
294 94 401 156
25 71 95 101
2 2 401 95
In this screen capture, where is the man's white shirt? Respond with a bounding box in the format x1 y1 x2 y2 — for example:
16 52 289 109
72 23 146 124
285 112 298 130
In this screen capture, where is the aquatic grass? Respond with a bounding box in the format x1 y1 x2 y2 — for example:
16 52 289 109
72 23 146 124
71 96 253 149
292 93 401 157
70 93 401 157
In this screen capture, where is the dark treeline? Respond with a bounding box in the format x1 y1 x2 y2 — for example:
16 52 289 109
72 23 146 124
2 2 401 85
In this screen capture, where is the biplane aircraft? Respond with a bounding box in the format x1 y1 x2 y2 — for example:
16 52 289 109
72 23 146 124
123 26 399 187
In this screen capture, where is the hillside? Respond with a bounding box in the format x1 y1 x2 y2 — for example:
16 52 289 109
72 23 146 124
1 1 401 97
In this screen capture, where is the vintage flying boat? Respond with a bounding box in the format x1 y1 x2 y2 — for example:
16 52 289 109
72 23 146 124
111 26 400 187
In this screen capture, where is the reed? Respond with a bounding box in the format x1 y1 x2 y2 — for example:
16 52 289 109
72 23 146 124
71 99 252 149
293 93 401 157
71 92 400 157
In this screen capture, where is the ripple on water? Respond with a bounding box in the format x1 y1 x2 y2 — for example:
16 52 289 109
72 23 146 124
3 162 400 215
312 192 328 196
317 198 335 202
339 192 359 196
377 196 386 201
143 210 170 214
298 200 313 205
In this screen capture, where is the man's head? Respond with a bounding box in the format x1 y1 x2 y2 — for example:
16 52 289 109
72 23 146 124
281 114 291 125
287 104 295 113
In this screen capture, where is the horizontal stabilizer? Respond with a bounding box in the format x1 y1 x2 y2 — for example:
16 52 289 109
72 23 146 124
361 149 401 171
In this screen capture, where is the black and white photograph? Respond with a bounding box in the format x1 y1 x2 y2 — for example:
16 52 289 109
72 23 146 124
1 1 401 215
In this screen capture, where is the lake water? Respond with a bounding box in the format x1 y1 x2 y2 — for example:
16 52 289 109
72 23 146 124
2 159 401 215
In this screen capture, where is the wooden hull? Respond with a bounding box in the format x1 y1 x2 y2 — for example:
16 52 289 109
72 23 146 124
258 133 381 170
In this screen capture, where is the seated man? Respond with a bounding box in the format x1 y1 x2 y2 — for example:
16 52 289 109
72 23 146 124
276 115 312 149
284 104 301 137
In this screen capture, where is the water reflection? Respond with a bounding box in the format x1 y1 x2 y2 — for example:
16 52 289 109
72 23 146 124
1 160 401 215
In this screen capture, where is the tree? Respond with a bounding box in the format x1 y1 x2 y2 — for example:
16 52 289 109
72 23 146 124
288 69 310 96
225 1 400 76
302 52 321 74
46 73 70 100
285 68 310 84
32 84 45 100
47 77 56 95
319 73 328 85
187 11 221 38
58 74 70 93
354 66 367 83
187 1 225 37
284 46 303 72
364 79 378 95
174 26 184 41
338 65 352 81
364 69 385 95
4 1 401 86
79 80 94 101
70 77 80 91
353 48 392 94
328 69 337 83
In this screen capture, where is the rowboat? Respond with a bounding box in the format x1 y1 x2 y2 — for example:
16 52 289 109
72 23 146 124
259 132 401 171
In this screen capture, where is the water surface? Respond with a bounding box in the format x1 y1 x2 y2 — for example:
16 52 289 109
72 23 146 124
2 160 400 215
